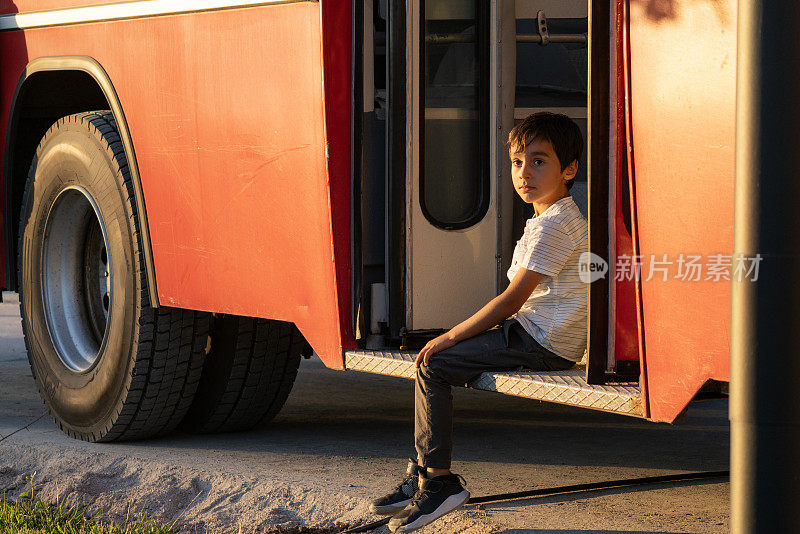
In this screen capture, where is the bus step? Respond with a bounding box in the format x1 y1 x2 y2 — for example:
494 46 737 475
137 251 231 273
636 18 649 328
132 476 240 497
344 349 643 418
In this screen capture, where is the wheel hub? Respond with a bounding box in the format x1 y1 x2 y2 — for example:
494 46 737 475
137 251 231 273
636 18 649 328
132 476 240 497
41 186 113 373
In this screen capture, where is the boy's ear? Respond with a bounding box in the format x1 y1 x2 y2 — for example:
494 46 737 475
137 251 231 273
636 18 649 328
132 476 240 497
563 159 579 181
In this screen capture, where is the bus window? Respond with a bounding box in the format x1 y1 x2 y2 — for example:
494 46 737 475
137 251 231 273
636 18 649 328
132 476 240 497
420 0 489 230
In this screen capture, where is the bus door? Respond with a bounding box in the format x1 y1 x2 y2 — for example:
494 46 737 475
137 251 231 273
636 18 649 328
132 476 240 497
405 0 588 335
405 1 495 333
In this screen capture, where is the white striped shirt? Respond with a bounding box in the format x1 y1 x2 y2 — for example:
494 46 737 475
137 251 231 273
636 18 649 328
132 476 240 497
507 196 588 362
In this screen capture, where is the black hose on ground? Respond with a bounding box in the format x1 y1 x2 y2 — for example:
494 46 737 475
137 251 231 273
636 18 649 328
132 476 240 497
339 469 730 533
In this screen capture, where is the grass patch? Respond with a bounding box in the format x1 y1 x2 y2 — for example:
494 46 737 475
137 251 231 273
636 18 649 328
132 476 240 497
0 475 177 534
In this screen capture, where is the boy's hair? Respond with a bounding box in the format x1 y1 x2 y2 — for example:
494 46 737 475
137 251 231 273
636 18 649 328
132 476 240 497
507 112 584 191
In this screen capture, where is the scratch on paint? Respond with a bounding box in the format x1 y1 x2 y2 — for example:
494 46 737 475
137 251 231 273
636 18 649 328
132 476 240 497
215 144 312 211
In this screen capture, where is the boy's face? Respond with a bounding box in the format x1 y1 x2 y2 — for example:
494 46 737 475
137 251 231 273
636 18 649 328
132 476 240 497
510 137 578 211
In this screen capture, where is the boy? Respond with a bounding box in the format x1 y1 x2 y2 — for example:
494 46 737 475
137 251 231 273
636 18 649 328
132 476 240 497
372 112 589 533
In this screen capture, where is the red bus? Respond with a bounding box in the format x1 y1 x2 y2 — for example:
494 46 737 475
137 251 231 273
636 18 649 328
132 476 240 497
0 0 732 442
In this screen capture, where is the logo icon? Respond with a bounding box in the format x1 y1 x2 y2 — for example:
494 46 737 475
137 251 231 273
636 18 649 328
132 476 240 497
579 252 608 283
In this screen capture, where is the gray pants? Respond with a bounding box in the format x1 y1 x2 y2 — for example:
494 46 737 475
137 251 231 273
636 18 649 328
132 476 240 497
415 319 575 469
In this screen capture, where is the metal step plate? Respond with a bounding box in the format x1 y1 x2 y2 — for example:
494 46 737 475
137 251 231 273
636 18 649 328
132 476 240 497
345 349 643 417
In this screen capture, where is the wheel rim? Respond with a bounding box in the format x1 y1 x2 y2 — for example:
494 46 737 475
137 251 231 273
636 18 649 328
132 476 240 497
41 186 113 373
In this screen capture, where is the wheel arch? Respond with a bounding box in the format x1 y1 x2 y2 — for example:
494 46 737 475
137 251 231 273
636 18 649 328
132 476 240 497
2 55 158 308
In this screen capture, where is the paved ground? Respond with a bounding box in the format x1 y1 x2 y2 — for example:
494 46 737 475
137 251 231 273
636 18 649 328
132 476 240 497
0 290 730 533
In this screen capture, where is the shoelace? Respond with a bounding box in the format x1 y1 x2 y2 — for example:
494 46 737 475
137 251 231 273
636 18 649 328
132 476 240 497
394 474 417 497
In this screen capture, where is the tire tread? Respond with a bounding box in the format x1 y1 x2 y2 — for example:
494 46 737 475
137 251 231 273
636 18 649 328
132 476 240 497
182 314 303 434
17 111 210 442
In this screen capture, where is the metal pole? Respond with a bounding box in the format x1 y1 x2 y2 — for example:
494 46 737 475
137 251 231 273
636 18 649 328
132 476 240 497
732 3 800 532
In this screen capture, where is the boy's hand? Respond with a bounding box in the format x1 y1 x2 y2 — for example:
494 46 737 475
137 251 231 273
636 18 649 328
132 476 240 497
416 334 456 367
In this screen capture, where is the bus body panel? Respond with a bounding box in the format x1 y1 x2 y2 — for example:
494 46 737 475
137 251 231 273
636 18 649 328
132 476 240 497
320 0 354 359
0 2 353 367
628 0 735 421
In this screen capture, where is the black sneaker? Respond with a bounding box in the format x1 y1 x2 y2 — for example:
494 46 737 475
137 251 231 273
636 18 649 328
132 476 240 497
387 473 470 533
369 459 421 515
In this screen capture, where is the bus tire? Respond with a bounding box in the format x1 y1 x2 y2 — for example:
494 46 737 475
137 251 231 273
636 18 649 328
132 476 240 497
182 314 303 433
17 111 210 442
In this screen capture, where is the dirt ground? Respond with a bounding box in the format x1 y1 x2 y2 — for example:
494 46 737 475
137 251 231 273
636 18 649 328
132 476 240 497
0 291 730 533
